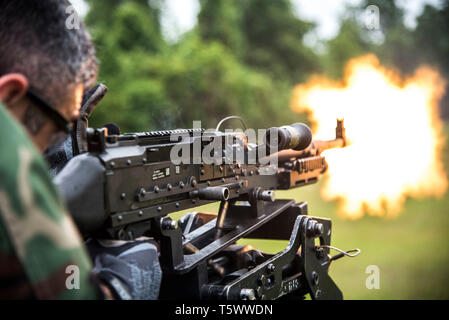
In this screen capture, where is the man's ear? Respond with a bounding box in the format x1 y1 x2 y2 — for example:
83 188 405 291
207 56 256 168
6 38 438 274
0 73 29 105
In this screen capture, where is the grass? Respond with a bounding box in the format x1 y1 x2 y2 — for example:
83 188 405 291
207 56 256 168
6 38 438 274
171 126 449 300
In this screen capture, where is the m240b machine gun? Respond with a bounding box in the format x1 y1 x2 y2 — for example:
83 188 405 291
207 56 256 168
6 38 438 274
55 118 354 300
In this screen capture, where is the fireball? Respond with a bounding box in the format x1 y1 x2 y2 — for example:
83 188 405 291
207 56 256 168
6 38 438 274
291 55 448 219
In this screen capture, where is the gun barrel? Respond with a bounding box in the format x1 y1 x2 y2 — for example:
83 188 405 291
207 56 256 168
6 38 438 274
313 137 345 153
265 119 346 162
272 138 344 162
312 118 346 153
264 123 312 153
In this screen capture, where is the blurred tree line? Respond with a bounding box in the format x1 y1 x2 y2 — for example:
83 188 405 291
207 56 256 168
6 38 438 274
85 0 449 133
323 0 449 118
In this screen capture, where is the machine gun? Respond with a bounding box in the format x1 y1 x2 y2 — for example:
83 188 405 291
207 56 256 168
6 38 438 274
55 118 355 300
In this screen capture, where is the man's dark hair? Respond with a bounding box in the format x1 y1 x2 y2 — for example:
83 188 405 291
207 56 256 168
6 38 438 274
0 0 98 109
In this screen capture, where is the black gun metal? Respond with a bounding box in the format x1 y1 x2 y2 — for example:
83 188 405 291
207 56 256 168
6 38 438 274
56 119 350 300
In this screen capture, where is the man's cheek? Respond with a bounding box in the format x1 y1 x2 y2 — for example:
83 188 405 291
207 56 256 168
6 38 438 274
72 108 80 119
73 85 84 117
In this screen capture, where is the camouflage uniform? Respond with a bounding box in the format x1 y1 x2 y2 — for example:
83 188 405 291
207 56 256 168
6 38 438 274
0 102 102 299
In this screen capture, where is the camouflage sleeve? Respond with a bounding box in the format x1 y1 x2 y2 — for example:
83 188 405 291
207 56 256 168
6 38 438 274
0 103 102 299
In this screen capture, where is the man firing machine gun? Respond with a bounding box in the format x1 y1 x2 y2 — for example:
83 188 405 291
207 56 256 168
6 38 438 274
55 117 359 300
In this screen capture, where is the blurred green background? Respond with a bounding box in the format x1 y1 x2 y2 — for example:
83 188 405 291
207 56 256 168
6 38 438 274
76 0 449 299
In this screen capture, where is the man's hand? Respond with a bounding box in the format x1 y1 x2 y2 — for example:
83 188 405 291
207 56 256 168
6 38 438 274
87 238 162 300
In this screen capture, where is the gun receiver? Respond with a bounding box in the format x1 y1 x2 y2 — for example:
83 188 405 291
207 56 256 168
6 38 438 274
55 118 351 300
